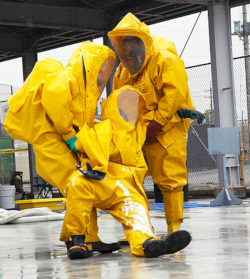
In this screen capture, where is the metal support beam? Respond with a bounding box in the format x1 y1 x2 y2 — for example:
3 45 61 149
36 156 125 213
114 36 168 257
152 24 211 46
0 32 26 52
0 1 107 32
156 0 211 3
208 2 240 186
22 47 46 191
22 48 37 79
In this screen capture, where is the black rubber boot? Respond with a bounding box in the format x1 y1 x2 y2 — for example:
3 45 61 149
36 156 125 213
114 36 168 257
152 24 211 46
118 236 129 246
66 239 120 254
118 239 129 246
68 235 93 260
65 240 74 251
85 241 121 253
143 230 191 258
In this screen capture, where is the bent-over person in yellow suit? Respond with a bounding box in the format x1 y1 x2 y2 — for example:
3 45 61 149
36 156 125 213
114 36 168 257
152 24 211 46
3 41 121 253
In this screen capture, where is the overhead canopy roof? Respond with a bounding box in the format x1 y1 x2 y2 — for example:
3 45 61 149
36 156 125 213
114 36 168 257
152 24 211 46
0 0 248 62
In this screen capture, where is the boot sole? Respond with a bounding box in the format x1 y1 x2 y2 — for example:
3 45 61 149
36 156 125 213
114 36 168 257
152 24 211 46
118 240 130 246
144 230 191 258
69 247 93 260
85 242 121 253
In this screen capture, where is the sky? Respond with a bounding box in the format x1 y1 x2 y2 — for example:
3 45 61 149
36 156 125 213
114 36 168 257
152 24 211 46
0 5 248 95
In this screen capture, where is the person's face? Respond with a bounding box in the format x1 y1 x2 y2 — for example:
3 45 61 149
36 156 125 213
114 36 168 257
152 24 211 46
120 36 145 75
121 36 145 75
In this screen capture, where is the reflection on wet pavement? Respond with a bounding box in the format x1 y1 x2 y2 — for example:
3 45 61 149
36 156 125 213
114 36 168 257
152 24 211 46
1 199 250 278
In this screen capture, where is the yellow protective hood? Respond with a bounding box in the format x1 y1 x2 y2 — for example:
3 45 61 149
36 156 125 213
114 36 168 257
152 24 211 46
101 85 146 131
100 85 146 168
151 35 179 57
66 41 116 103
108 13 153 76
4 42 116 144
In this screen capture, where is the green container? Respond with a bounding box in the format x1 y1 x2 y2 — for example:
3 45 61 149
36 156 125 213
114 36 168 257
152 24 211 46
0 138 14 184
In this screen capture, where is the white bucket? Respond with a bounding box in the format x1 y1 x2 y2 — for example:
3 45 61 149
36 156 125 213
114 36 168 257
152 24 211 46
0 185 16 209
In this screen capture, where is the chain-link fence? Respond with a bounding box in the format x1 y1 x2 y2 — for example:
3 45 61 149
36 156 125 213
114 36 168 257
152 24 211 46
0 84 29 185
143 55 250 192
0 85 13 184
186 55 250 190
1 56 250 190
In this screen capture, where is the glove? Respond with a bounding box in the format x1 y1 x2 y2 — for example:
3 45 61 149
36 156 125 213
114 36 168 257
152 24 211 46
146 120 163 142
177 109 205 124
76 163 106 180
65 136 79 153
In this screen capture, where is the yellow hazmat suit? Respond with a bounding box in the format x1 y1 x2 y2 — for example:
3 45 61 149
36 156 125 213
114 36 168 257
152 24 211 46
108 13 196 233
62 86 191 258
3 42 116 243
62 86 156 256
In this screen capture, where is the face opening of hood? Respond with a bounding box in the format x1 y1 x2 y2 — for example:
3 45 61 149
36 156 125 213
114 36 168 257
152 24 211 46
110 36 145 75
97 56 116 94
101 86 146 128
117 88 145 126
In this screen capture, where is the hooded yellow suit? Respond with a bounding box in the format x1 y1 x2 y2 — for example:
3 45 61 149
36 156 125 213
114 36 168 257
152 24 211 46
108 13 196 232
61 86 155 256
3 41 116 242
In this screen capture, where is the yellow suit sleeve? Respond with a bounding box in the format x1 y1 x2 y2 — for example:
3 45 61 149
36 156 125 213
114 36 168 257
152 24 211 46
41 71 78 140
151 54 188 126
75 120 112 173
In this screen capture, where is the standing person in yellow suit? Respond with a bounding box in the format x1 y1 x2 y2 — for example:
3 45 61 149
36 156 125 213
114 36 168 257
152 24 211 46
108 13 204 235
61 86 191 259
3 41 121 253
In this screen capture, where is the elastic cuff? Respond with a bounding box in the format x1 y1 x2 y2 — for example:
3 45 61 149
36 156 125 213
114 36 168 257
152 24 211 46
171 113 181 123
62 130 77 141
74 139 83 153
154 110 168 126
72 146 80 153
65 136 77 145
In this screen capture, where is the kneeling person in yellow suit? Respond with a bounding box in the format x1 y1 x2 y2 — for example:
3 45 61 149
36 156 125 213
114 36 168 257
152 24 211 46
3 41 120 253
61 86 191 259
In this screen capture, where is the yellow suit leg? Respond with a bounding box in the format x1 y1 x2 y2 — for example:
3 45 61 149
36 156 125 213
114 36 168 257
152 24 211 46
63 167 155 257
143 131 187 232
100 176 155 257
63 171 95 236
85 208 101 242
162 189 183 233
33 132 101 242
60 219 70 242
60 208 100 242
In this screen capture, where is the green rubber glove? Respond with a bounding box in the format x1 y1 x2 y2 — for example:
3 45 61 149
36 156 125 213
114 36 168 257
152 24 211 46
177 109 205 124
65 136 79 153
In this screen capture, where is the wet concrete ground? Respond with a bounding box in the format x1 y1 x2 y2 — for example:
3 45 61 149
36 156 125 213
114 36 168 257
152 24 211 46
1 198 250 279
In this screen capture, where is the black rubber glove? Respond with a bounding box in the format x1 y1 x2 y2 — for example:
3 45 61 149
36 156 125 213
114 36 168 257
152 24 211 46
177 109 205 124
76 163 106 180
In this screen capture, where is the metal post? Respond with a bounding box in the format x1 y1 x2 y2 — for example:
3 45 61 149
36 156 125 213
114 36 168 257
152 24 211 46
208 127 242 206
10 85 16 171
207 2 240 187
22 47 46 192
242 5 250 149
